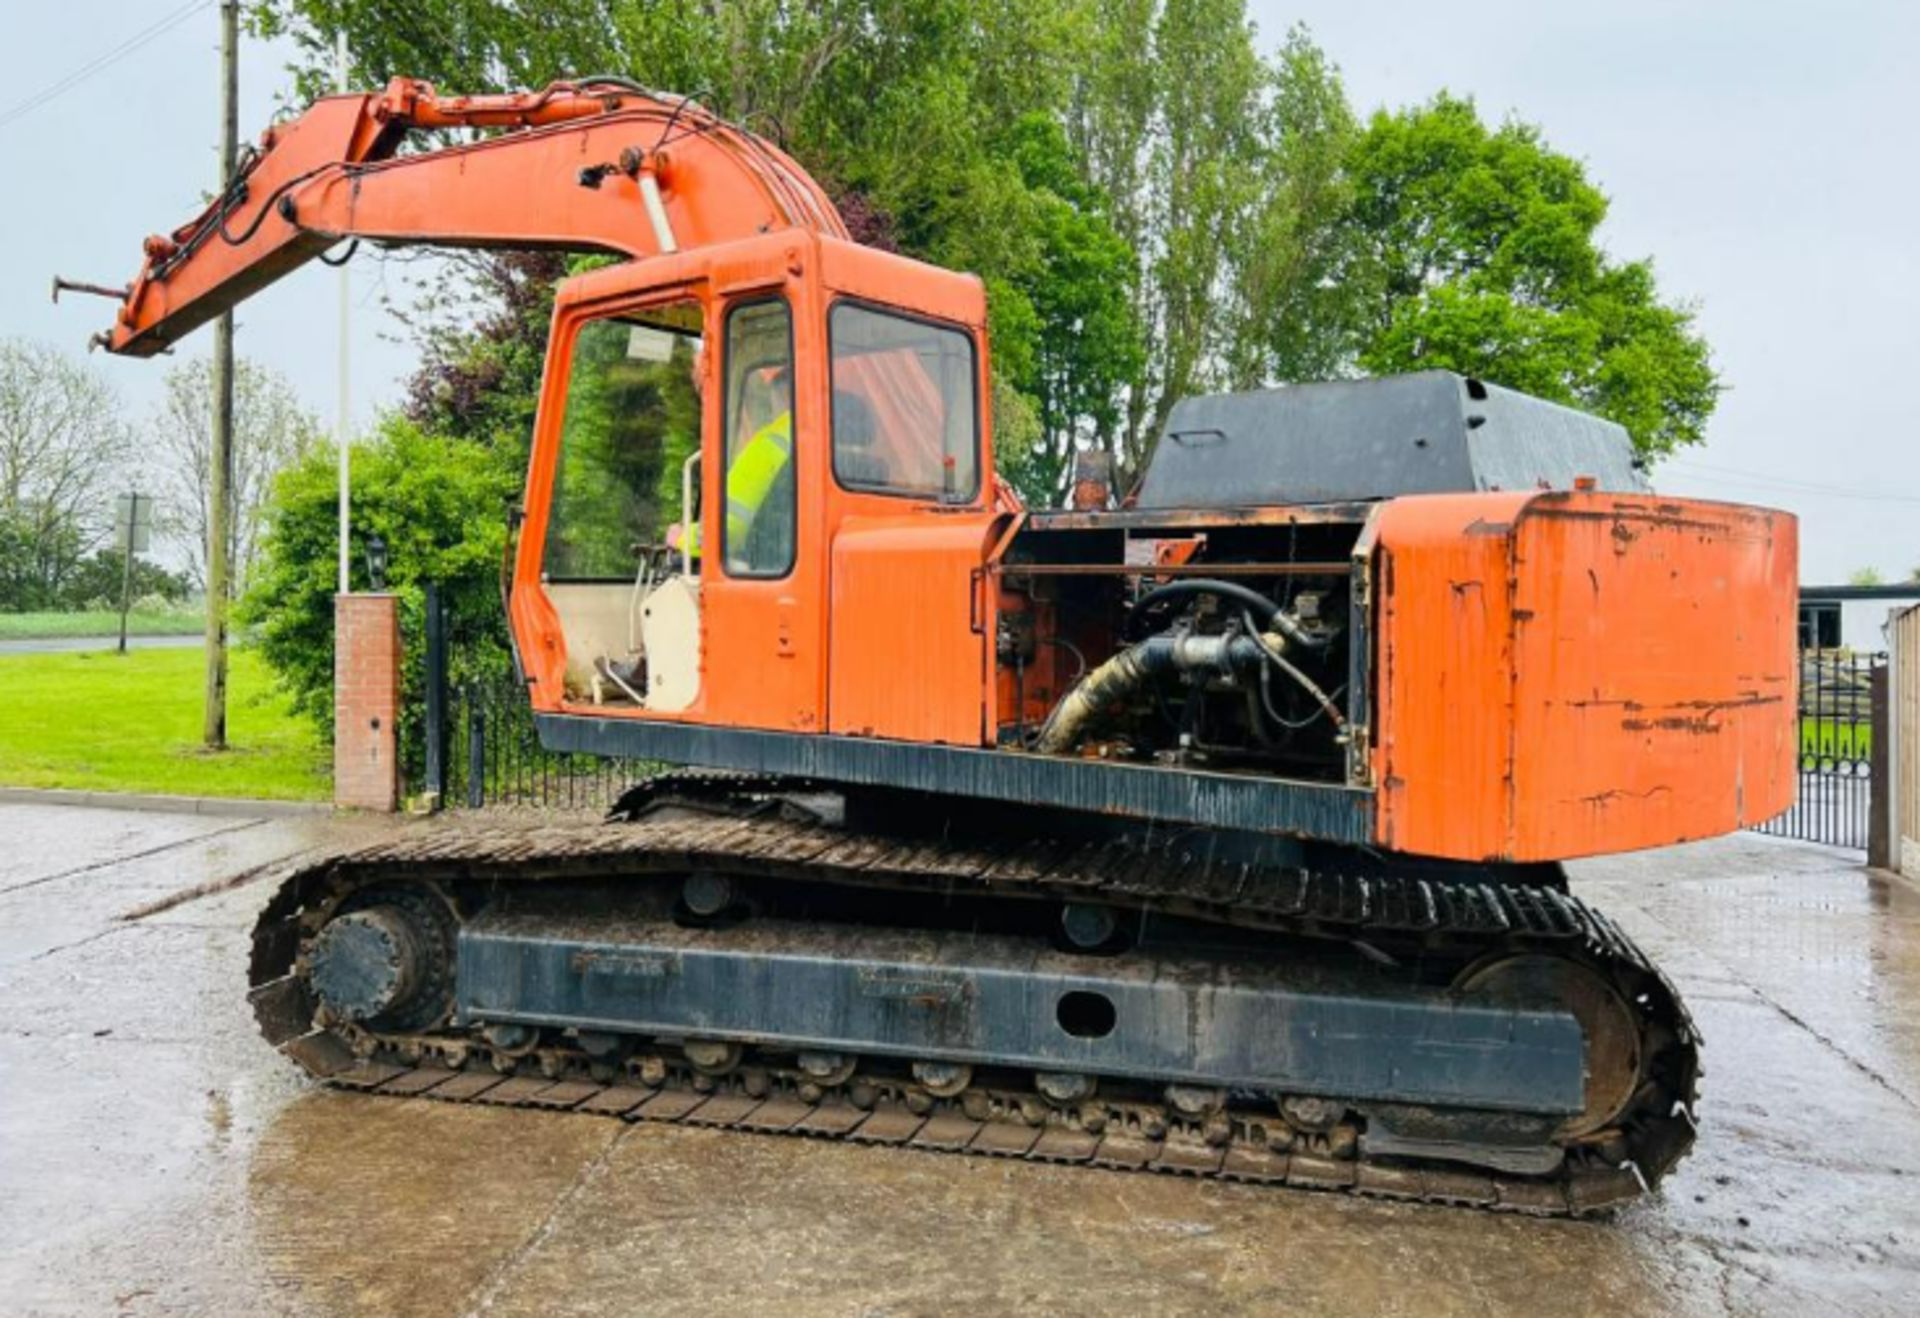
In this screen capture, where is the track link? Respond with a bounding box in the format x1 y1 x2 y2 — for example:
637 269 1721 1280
246 777 1700 1217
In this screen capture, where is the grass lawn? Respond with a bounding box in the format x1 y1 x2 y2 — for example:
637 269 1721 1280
0 608 204 640
0 646 329 800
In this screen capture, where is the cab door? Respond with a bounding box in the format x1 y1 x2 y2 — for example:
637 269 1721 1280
822 297 998 746
692 278 828 733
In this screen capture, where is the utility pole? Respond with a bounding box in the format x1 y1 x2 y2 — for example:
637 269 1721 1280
204 0 238 749
335 26 351 595
117 491 147 657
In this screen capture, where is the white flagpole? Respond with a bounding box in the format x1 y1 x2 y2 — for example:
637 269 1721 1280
335 28 352 594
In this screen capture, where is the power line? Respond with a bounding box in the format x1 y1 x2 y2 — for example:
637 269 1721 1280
0 0 214 134
1662 458 1920 506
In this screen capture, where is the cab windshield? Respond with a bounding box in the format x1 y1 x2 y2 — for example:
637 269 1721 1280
543 302 704 581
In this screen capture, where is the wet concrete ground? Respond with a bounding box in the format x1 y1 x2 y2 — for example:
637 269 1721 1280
1 802 1915 1317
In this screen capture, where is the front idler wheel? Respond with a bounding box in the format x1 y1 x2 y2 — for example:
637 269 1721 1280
306 884 456 1033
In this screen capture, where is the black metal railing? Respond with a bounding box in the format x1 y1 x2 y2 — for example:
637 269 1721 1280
1750 649 1886 851
442 675 651 810
417 583 652 811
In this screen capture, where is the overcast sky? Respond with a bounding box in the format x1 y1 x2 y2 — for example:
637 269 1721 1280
2 1 1913 585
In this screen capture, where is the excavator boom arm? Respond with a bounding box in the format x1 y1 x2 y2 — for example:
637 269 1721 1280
100 77 846 357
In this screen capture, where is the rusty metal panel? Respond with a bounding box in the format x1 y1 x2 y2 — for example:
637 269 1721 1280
827 512 1000 744
1506 495 1796 855
1372 492 1532 859
1373 490 1798 861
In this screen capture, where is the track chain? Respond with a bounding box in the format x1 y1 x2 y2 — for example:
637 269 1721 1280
245 776 1700 1216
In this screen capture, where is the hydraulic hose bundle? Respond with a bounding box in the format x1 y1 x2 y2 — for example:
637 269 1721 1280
1034 580 1343 754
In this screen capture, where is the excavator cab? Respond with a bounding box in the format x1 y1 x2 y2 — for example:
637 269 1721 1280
512 231 1001 741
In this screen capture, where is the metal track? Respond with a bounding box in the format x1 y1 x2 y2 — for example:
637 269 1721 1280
245 779 1700 1217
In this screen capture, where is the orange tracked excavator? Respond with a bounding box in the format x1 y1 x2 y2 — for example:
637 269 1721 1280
74 78 1796 1213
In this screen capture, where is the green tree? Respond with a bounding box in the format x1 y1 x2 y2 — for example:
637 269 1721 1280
1345 94 1719 457
1848 566 1884 587
997 112 1143 496
251 0 1150 505
0 338 128 609
1068 9 1361 480
239 419 520 762
53 548 192 611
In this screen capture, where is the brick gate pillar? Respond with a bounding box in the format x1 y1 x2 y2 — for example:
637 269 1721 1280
334 593 402 812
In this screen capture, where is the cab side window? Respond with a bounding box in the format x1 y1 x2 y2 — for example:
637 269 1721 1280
543 304 704 580
829 302 978 503
721 299 796 578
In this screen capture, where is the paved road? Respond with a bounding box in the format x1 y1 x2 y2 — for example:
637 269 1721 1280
0 634 201 655
1 804 1915 1316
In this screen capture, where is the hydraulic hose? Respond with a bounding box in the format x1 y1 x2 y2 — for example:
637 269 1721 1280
1034 632 1261 754
1127 579 1328 651
1036 610 1345 754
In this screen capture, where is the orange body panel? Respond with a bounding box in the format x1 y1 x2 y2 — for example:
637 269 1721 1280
1372 491 1797 861
829 514 1000 743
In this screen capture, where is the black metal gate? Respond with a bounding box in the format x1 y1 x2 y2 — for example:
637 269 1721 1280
419 584 652 811
1750 649 1885 851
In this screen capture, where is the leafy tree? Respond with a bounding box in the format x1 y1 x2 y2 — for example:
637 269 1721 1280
239 419 520 762
249 2 1716 494
0 338 129 609
1848 566 1884 587
250 0 1147 504
1225 30 1364 389
401 250 569 458
1345 94 1718 457
148 355 320 595
996 112 1143 495
0 511 82 612
53 548 193 611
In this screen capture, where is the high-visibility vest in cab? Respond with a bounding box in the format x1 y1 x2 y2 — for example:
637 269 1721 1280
684 411 792 558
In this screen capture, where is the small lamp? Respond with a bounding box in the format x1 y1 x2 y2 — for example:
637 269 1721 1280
364 533 389 592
